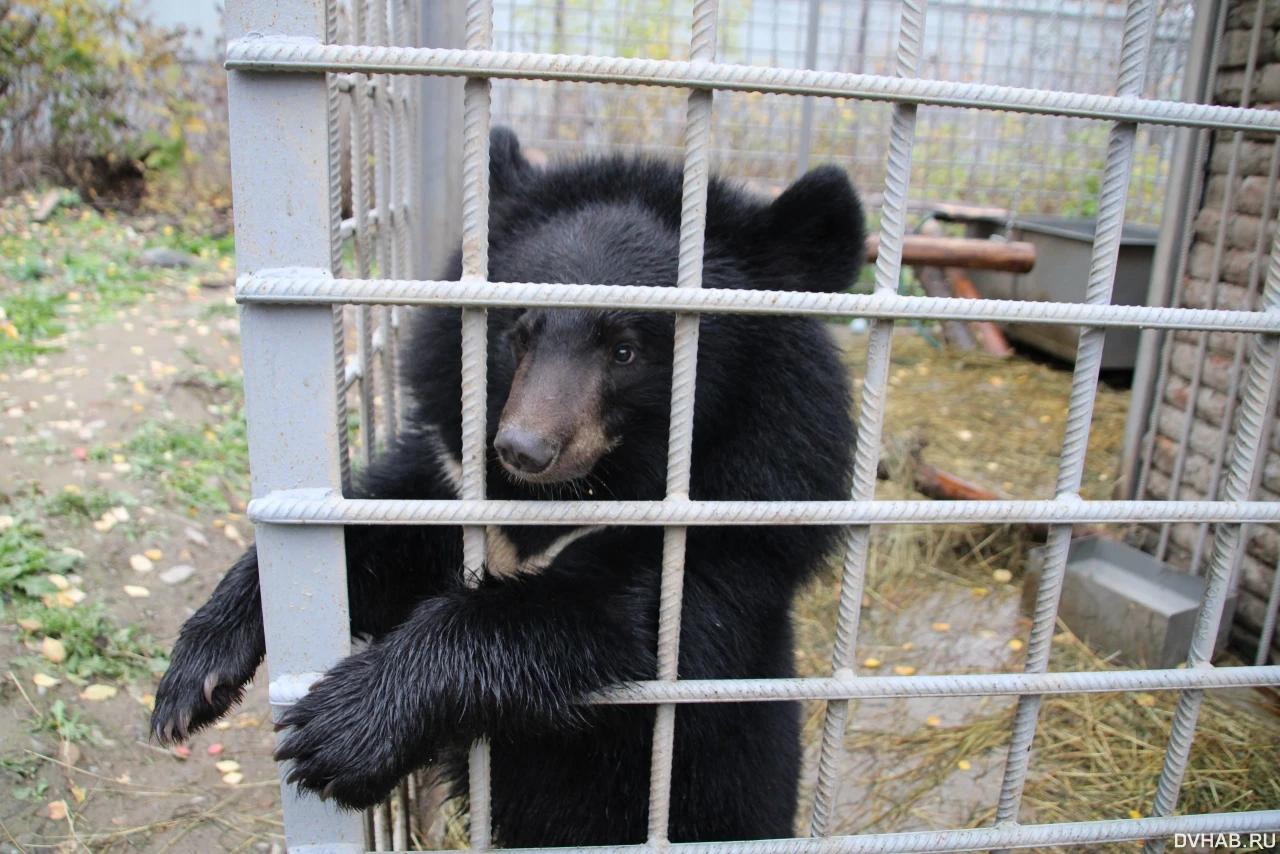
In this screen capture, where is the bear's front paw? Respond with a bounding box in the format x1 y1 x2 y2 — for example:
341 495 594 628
274 653 427 810
151 620 263 745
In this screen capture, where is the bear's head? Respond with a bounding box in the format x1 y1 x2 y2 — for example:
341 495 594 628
461 128 864 492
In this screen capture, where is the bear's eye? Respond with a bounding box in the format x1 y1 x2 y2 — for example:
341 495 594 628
612 344 636 365
510 326 531 356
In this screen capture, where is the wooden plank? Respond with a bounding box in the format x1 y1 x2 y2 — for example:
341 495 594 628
865 234 1037 273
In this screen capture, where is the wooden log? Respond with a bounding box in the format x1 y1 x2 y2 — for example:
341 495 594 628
877 431 1113 540
857 193 1010 222
865 234 1036 273
945 268 1014 358
914 220 976 350
911 459 999 502
877 432 997 501
915 265 977 350
742 185 1012 232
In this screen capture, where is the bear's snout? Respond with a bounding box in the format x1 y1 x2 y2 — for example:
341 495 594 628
495 427 559 475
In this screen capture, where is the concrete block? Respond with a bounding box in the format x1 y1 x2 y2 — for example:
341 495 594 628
1228 1 1280 32
1204 174 1274 217
1143 466 1211 503
1209 137 1276 177
1169 340 1240 395
1162 374 1230 428
1180 275 1254 313
1023 537 1236 668
1240 550 1277 600
1222 27 1278 68
1187 241 1260 287
1194 207 1278 252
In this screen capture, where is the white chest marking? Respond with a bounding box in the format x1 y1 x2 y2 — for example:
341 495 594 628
486 526 607 579
427 428 604 578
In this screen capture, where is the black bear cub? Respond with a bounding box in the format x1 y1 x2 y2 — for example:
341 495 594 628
152 127 864 846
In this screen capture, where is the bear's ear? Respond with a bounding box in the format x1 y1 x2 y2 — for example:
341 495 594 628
491 126 533 197
743 165 865 293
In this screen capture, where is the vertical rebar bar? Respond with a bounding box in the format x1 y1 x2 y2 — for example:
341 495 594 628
383 0 407 447
1258 546 1280 665
394 780 410 851
374 800 391 850
1190 138 1280 576
405 0 421 281
371 0 398 445
1144 229 1280 854
795 0 821 178
808 0 926 838
461 0 494 846
327 0 351 495
647 0 717 842
391 0 410 284
993 0 1155 840
350 0 377 468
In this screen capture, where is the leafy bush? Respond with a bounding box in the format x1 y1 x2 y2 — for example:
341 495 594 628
0 0 228 210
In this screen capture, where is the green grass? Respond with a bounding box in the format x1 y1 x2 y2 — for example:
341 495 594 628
152 229 235 260
0 285 66 364
42 487 136 523
2 501 165 684
0 514 81 603
33 699 98 745
0 201 237 367
198 300 238 320
93 387 249 514
1 753 50 803
16 602 167 685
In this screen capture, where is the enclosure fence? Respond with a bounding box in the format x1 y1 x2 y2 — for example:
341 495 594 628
488 0 1196 223
223 0 1280 850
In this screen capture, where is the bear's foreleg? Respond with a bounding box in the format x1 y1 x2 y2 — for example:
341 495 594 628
274 572 654 810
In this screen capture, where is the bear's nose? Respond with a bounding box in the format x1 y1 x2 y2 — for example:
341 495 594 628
495 427 558 475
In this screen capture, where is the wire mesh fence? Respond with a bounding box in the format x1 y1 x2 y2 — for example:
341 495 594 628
489 0 1195 222
222 0 1280 850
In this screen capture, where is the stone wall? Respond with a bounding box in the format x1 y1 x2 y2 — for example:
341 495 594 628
1140 0 1280 662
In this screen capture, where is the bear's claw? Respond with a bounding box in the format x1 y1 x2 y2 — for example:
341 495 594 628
202 673 221 705
150 620 263 745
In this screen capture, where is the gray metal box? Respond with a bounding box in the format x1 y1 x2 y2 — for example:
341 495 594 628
1022 536 1236 669
962 217 1159 370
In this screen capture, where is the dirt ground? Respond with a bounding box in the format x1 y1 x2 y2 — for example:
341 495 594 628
1 199 282 852
2 198 1277 853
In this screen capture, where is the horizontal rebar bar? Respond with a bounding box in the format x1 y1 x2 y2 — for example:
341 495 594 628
246 492 1280 527
288 810 1280 854
237 275 1280 333
268 663 1280 707
222 40 1280 134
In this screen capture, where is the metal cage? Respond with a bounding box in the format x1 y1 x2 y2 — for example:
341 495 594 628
222 0 1280 850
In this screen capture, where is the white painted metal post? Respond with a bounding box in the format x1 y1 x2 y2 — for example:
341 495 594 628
226 0 364 850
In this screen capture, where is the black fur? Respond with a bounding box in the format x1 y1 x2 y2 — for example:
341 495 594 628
152 127 863 846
